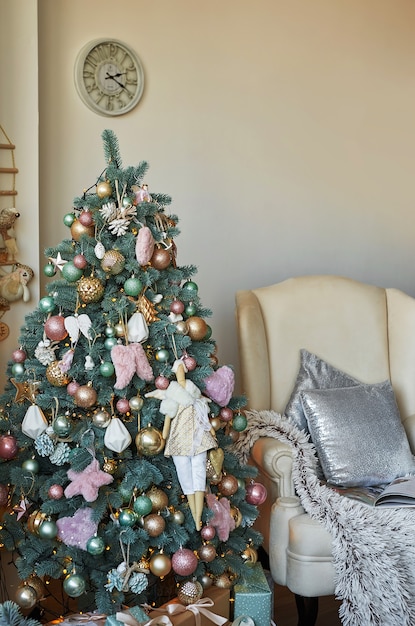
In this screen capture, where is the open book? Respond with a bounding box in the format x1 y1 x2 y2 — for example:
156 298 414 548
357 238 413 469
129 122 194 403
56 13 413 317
330 476 415 507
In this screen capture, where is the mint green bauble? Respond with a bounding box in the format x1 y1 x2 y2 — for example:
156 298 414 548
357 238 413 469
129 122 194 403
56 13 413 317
133 494 153 517
124 276 143 296
99 361 115 377
43 263 56 277
62 261 83 283
39 296 56 313
118 508 137 527
63 213 75 227
63 573 86 598
38 519 58 539
232 413 248 432
86 535 106 555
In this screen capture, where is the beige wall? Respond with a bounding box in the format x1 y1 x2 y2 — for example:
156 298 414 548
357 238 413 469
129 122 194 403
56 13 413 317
2 0 415 391
0 0 39 392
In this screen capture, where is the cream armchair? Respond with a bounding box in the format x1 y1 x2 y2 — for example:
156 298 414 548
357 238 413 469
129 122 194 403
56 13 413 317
235 275 415 626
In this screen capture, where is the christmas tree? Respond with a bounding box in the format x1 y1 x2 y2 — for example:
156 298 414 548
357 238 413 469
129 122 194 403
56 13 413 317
0 131 265 619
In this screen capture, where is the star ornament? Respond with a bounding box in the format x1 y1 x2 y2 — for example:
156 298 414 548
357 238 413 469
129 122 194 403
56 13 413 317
64 458 114 502
13 497 31 520
48 252 67 271
11 379 41 403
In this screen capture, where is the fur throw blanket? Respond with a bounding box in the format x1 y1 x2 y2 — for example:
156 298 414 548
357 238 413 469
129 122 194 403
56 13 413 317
232 410 415 626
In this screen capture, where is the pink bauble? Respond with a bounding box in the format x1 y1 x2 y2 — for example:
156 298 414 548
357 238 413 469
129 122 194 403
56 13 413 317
116 398 130 414
0 483 9 506
183 355 197 371
44 315 68 341
200 525 216 541
67 380 80 396
171 548 198 576
170 300 185 315
0 435 18 460
245 482 267 506
73 254 88 269
48 484 64 500
219 407 233 422
155 375 169 390
12 349 27 363
78 210 94 226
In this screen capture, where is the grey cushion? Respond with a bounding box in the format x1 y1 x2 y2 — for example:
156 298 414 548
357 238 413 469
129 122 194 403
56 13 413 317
284 349 360 432
300 381 415 487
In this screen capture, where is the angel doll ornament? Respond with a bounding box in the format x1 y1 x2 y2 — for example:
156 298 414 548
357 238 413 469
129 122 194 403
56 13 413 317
146 361 217 529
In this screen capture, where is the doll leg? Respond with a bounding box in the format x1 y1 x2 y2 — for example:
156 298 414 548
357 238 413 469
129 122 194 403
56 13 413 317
173 456 199 527
173 453 207 530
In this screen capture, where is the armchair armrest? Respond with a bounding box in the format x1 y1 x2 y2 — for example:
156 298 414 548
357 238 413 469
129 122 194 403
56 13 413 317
402 413 415 454
251 436 295 498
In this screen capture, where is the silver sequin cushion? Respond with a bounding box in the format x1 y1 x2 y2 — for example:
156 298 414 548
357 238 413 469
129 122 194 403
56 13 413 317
300 381 415 487
284 349 360 433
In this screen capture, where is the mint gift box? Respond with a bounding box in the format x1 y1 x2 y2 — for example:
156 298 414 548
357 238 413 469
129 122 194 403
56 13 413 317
233 563 273 626
105 605 149 626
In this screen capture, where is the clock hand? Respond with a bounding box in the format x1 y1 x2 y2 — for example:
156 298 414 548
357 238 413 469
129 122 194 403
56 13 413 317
105 72 127 90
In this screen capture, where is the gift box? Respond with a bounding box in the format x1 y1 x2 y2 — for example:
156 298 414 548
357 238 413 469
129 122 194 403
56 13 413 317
148 586 230 626
45 612 107 626
105 605 150 626
233 563 273 626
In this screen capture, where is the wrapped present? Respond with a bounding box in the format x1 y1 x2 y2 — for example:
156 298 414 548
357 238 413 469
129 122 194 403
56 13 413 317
46 613 107 626
147 586 230 626
106 605 150 626
233 563 273 626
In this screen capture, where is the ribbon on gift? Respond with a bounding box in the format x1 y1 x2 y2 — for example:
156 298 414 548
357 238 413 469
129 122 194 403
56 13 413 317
150 598 228 626
61 613 107 625
115 610 172 626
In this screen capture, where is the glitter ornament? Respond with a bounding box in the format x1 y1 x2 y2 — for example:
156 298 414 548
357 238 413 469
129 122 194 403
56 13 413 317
44 315 68 341
63 573 87 598
232 413 248 432
186 316 208 341
182 280 198 294
183 355 197 371
61 261 83 283
170 299 185 315
155 375 169 390
78 209 94 226
74 383 97 408
171 548 198 576
124 276 143 296
197 543 217 562
0 434 18 459
215 573 233 589
116 398 130 414
177 580 203 605
101 249 125 275
218 474 239 497
12 348 27 363
143 513 165 537
77 275 105 303
48 484 64 500
67 380 80 396
46 361 70 387
133 494 153 517
201 525 216 541
147 486 169 512
220 407 233 422
73 253 88 269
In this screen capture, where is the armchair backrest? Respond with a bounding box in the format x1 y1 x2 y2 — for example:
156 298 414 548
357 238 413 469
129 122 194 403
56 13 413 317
235 275 415 422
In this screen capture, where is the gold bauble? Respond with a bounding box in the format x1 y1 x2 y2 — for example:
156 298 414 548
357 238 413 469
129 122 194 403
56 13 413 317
46 361 70 387
15 583 38 609
114 322 125 337
230 505 243 528
241 546 258 564
92 409 111 428
74 383 97 408
214 573 233 589
149 552 171 577
150 247 171 270
177 580 204 606
186 316 208 341
103 458 118 474
70 219 95 241
135 425 165 456
101 249 125 275
175 321 188 335
77 276 105 303
27 510 47 534
143 513 166 537
218 474 239 497
197 543 217 563
96 180 112 198
210 417 222 432
26 575 46 600
146 486 169 512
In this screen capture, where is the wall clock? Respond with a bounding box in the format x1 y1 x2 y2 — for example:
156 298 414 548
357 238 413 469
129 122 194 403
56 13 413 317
74 39 144 116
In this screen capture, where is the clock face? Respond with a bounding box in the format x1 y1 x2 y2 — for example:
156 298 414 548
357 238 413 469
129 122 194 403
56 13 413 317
74 39 144 116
